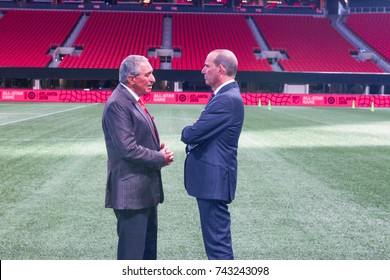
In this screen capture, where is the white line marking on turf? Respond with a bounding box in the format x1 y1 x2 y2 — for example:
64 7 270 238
0 103 98 127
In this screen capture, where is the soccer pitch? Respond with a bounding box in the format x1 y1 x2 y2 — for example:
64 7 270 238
0 102 389 260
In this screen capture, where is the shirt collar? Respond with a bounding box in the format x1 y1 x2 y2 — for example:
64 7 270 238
121 83 140 101
213 79 235 95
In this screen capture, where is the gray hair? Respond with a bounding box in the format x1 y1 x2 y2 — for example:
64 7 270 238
212 49 238 77
119 55 149 83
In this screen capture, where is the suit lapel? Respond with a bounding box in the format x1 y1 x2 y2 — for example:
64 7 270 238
206 81 238 108
136 101 160 146
119 84 160 146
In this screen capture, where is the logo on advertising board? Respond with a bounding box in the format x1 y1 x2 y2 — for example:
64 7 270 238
28 92 36 100
292 96 301 104
327 96 335 104
179 94 186 102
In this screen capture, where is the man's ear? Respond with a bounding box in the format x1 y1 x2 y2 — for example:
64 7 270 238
218 64 226 75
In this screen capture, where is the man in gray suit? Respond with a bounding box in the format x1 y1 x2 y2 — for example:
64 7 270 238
102 55 174 260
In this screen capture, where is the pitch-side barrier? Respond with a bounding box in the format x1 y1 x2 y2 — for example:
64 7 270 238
1 89 389 107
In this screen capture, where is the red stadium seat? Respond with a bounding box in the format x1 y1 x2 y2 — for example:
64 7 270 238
59 12 163 69
0 10 82 67
0 10 384 74
345 13 390 63
171 13 272 72
253 15 383 73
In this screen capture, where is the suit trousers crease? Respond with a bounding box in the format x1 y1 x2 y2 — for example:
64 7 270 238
114 207 158 260
197 198 234 260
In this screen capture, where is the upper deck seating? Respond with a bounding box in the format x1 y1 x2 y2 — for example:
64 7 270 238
60 12 163 69
253 15 383 73
345 13 390 63
0 10 81 67
171 13 272 72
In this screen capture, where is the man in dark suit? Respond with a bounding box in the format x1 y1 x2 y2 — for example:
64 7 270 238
102 55 174 260
181 49 244 260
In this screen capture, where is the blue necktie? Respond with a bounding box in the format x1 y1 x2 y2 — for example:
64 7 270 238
208 93 215 104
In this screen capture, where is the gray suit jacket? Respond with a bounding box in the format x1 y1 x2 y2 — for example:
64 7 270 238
102 84 165 210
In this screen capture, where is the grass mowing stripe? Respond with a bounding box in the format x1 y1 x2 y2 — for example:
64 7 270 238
0 103 98 127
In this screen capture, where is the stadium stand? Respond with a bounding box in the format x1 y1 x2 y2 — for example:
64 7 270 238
0 7 386 75
345 13 390 63
59 12 163 69
171 13 272 72
253 15 384 73
0 9 81 67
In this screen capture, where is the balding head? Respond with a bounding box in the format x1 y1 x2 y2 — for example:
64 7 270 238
211 49 238 77
201 49 238 91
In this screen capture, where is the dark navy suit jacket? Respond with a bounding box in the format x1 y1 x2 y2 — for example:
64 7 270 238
181 81 244 202
102 84 165 210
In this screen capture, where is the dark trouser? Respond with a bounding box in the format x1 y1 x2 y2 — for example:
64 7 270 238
114 207 157 260
196 198 234 260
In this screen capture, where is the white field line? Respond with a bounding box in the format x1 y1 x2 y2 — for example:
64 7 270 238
0 103 98 127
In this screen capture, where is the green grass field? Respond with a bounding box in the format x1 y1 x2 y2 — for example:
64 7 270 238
0 102 389 260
